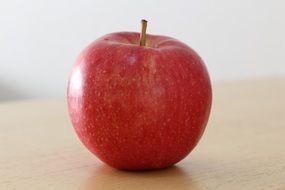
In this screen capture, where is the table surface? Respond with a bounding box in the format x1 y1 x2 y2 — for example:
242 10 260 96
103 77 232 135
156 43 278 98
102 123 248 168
1 78 285 190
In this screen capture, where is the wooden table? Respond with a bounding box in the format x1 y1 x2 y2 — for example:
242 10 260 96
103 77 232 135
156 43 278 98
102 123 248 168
1 78 285 190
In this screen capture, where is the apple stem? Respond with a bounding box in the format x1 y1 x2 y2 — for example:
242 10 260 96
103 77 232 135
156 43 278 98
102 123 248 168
140 19 147 46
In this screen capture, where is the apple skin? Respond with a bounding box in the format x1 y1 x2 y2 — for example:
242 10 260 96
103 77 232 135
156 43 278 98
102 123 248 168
67 32 212 170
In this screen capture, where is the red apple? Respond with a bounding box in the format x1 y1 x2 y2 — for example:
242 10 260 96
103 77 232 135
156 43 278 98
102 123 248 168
67 20 212 170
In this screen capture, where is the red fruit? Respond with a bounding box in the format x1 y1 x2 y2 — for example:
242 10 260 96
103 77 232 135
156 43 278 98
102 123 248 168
67 21 212 170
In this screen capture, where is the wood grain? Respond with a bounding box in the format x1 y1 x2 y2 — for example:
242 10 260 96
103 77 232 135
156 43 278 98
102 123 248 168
0 78 285 190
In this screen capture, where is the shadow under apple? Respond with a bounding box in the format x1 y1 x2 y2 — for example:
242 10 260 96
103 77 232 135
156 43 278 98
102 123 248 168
80 164 201 190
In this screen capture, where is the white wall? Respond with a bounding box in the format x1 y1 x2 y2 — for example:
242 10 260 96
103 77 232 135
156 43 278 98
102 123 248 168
0 0 284 100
